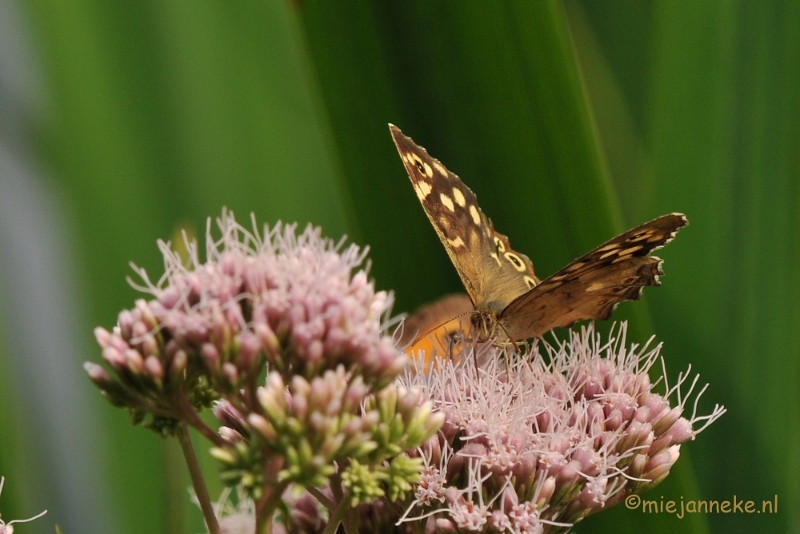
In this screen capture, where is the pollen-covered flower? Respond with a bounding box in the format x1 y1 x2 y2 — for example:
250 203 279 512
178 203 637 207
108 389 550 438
397 323 725 533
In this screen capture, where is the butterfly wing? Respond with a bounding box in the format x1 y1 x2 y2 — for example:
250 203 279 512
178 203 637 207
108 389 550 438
498 213 688 340
400 293 474 346
390 125 539 309
399 293 474 366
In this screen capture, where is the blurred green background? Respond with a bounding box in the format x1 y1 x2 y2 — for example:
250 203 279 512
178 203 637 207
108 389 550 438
0 1 797 533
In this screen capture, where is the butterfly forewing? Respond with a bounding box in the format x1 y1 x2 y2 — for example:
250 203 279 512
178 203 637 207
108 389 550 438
390 125 539 310
498 213 687 339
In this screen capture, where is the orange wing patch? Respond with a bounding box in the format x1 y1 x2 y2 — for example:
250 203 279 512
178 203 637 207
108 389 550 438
400 294 474 371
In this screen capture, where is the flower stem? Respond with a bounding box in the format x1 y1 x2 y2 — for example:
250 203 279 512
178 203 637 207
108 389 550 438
255 485 288 534
254 454 289 534
176 390 226 447
255 505 272 534
177 422 221 534
321 491 350 534
307 486 335 509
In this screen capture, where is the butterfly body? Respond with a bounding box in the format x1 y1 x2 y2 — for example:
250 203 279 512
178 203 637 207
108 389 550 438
390 124 687 343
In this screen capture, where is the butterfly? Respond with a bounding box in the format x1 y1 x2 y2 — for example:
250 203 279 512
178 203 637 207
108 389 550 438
390 124 687 345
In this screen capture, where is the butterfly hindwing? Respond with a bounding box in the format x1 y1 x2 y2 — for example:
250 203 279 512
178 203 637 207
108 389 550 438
400 293 473 345
498 213 687 339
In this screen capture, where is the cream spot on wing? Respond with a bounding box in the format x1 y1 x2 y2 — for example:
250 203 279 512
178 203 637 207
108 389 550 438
468 227 480 246
595 242 620 253
611 252 636 263
414 180 432 200
504 252 527 272
438 214 451 231
489 252 502 267
440 193 455 212
549 273 565 281
599 249 620 260
469 205 481 225
452 187 466 207
448 236 465 248
494 236 506 253
585 282 606 292
433 161 448 176
524 276 537 289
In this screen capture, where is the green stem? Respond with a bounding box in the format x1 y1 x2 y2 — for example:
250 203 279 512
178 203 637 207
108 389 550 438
176 391 226 447
307 485 335 509
321 491 350 534
177 423 221 534
255 482 290 534
255 455 289 534
255 509 272 534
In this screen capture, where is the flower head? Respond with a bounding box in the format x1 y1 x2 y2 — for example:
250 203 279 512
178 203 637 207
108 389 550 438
88 211 409 430
397 323 725 532
87 210 442 529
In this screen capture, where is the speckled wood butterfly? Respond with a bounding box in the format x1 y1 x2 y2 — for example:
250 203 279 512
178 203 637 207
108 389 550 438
390 125 687 344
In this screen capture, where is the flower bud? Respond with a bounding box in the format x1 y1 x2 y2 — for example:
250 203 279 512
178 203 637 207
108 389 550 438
84 362 112 387
144 356 164 385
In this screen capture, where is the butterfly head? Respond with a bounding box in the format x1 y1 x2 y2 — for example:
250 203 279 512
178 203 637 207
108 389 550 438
471 300 511 343
468 311 493 344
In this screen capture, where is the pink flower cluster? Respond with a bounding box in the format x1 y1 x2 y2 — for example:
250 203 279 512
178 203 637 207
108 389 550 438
87 212 405 432
398 323 725 533
87 211 442 532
